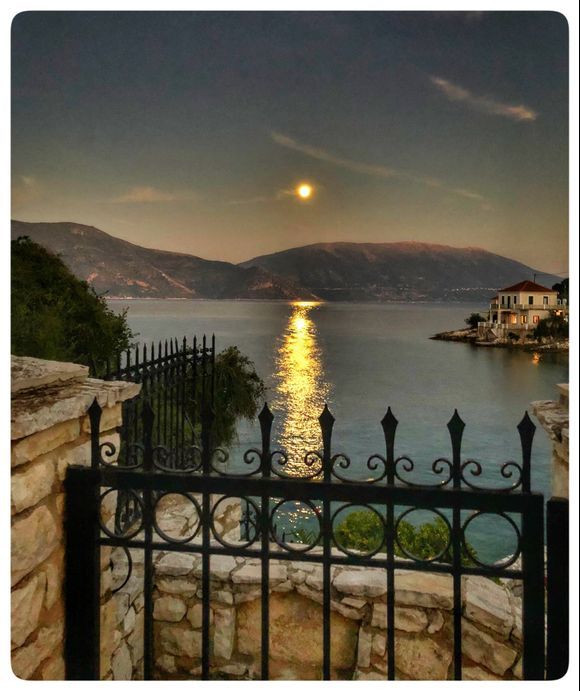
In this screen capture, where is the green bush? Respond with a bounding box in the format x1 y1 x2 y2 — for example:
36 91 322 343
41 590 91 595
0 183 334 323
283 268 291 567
11 236 133 366
211 346 265 447
333 509 476 566
533 314 568 341
465 312 484 329
12 237 265 450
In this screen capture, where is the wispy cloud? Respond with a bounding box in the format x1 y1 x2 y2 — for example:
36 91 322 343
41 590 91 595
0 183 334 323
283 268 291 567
430 76 538 122
227 194 278 206
111 186 196 204
12 175 41 206
270 132 487 205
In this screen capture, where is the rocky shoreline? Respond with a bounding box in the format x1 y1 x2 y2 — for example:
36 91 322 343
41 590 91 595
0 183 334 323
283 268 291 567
431 328 569 353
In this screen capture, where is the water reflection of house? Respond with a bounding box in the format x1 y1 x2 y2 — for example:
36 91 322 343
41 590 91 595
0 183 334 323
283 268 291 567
479 280 568 339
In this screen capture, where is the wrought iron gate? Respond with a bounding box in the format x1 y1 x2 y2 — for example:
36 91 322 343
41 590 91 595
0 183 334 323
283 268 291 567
66 336 567 681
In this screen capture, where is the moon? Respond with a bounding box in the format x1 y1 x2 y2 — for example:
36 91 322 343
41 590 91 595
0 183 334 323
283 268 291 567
296 183 313 200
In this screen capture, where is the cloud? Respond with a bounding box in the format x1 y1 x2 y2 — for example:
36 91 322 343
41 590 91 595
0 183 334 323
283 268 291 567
12 175 41 206
271 132 487 205
226 188 302 206
111 186 196 204
430 76 538 122
226 195 278 206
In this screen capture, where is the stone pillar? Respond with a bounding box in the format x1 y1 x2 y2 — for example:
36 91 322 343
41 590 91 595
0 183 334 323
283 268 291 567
531 383 569 498
10 356 140 680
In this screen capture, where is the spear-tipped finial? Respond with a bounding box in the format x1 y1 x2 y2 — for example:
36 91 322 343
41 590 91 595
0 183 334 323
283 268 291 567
258 401 274 429
319 403 335 431
517 411 535 492
381 406 398 466
447 409 466 437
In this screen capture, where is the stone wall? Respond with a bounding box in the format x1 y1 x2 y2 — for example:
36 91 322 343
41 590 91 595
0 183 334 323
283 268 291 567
531 383 569 498
10 355 241 681
146 549 523 681
10 354 527 681
100 497 242 680
10 356 140 680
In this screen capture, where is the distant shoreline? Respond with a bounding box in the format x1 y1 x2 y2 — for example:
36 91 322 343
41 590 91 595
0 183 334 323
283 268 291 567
431 328 569 353
105 296 490 305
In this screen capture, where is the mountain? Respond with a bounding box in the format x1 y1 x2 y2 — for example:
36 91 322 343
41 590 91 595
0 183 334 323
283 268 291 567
11 221 559 302
10 221 316 300
240 242 560 302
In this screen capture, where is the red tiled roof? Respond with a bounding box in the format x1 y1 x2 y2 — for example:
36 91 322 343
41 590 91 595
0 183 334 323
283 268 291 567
499 280 555 293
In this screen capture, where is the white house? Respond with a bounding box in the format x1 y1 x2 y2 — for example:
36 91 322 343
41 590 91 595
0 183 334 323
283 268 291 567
480 280 568 337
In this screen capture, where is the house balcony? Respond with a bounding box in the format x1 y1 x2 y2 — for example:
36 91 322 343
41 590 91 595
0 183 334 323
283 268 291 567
490 302 567 311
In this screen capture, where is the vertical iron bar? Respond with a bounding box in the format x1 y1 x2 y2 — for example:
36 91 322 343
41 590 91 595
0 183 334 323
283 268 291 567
381 408 398 680
163 340 169 453
259 404 273 680
319 405 334 680
180 337 187 466
200 336 212 680
521 494 545 679
142 402 154 680
448 410 465 680
156 341 162 448
64 465 100 679
169 339 175 456
546 497 569 680
192 336 198 449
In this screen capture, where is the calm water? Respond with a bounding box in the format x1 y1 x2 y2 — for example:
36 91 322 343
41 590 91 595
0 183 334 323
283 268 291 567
110 299 567 561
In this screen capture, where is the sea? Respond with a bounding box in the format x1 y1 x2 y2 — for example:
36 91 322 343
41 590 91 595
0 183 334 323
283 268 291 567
109 299 568 562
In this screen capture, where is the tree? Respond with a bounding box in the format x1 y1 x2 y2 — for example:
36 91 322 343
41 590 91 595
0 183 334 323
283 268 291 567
211 346 265 447
465 312 484 329
11 237 133 366
13 238 266 451
533 314 568 341
552 278 569 303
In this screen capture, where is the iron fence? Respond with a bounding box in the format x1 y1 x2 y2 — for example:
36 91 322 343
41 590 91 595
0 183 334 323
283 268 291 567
63 358 569 681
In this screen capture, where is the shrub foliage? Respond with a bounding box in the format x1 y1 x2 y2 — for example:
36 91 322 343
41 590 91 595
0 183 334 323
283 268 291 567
12 237 133 366
464 312 484 329
333 509 476 566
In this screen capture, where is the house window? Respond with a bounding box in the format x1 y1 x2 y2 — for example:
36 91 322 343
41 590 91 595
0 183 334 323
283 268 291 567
528 296 533 305
533 315 540 324
510 315 517 324
501 295 505 305
521 315 528 324
543 296 549 305
513 295 517 304
507 296 511 307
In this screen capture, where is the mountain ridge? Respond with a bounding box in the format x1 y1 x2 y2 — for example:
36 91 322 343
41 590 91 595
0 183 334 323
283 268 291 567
10 220 317 301
240 241 560 302
11 220 559 302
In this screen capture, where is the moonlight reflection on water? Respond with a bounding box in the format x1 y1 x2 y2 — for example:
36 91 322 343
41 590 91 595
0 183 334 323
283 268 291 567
271 301 330 478
112 299 567 560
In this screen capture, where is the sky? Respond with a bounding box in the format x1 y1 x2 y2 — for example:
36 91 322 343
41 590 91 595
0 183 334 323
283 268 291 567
11 11 569 273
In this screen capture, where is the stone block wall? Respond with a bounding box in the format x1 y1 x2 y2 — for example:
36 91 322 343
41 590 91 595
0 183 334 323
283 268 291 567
146 549 523 680
100 497 242 680
10 356 141 680
531 382 569 498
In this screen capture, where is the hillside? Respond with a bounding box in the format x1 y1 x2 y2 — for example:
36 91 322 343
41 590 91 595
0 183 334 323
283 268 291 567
11 222 559 302
240 242 559 302
10 221 315 300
